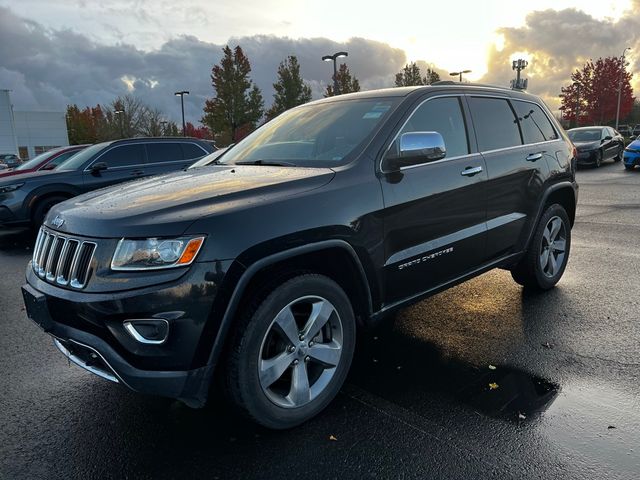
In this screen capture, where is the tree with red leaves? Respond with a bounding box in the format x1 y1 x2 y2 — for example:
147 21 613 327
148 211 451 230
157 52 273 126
560 56 633 127
184 122 212 139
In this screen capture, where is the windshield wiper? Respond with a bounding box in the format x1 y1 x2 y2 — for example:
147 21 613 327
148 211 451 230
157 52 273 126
235 160 297 167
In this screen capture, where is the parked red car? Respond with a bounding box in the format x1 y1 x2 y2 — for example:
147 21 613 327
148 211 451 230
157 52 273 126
0 145 88 179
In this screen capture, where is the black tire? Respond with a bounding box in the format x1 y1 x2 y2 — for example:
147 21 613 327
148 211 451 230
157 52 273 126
511 204 571 290
614 147 622 162
32 196 68 228
594 150 602 168
625 164 634 171
225 274 356 429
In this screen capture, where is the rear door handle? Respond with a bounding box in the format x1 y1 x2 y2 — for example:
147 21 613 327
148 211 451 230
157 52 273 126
526 153 543 162
460 166 483 177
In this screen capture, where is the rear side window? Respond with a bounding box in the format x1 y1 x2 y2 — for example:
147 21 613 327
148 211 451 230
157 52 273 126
512 100 558 144
181 143 207 160
97 144 146 168
468 97 521 151
398 97 469 158
146 143 184 163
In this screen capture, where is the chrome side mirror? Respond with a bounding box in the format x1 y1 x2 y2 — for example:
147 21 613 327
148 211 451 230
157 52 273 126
384 132 446 171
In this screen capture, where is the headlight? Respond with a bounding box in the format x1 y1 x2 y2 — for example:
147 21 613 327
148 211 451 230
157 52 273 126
111 236 205 271
0 183 24 193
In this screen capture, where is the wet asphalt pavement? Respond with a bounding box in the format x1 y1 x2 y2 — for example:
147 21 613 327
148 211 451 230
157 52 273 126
1 161 639 479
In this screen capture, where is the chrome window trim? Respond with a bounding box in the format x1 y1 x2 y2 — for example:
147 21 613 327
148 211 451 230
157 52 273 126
379 94 472 173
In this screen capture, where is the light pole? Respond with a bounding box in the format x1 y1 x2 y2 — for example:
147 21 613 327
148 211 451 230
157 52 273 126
615 47 631 131
174 90 189 136
449 70 471 83
322 51 348 95
114 108 124 138
160 120 167 136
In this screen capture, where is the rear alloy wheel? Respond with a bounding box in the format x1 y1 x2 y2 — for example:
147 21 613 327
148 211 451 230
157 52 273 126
225 274 355 429
511 204 571 290
594 150 602 168
32 196 68 228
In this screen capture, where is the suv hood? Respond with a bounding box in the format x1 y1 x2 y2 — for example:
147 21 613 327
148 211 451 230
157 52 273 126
46 165 335 238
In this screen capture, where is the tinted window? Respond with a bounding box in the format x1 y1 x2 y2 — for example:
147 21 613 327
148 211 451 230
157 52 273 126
47 149 80 168
398 97 469 158
181 143 207 160
146 143 184 163
469 97 521 151
512 101 558 144
97 144 146 168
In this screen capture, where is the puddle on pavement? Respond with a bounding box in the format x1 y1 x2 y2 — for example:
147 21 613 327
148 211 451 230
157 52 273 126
349 323 559 423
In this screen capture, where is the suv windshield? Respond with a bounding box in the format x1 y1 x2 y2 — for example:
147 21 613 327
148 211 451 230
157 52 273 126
220 98 399 167
56 143 108 170
568 129 602 142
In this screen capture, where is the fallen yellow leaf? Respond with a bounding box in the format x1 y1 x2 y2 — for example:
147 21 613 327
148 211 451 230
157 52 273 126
488 382 499 390
329 435 338 441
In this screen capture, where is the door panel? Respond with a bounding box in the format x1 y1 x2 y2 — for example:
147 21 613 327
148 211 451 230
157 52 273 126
380 96 487 306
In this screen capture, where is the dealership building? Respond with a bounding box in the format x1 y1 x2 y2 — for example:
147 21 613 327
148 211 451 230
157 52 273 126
0 90 69 160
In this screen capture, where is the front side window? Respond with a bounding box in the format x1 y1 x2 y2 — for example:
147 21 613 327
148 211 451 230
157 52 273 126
219 98 399 167
468 97 522 151
97 144 146 168
512 101 558 144
396 96 469 158
146 143 184 163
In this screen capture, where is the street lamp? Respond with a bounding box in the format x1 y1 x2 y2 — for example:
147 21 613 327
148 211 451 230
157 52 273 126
322 51 348 95
449 70 471 82
160 120 167 136
174 90 190 136
615 47 631 131
114 108 124 138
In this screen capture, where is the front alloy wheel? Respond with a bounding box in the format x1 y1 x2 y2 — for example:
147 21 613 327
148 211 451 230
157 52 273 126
259 296 343 408
225 274 355 429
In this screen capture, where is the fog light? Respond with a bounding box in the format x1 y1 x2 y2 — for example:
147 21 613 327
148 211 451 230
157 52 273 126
123 319 169 345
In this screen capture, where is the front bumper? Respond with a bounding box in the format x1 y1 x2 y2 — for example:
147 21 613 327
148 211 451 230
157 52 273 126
22 258 234 406
623 151 640 167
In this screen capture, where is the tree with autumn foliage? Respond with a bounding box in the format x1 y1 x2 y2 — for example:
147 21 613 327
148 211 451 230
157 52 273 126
202 45 264 144
184 122 212 139
559 56 633 127
394 62 440 86
324 63 360 97
266 56 312 120
66 104 107 144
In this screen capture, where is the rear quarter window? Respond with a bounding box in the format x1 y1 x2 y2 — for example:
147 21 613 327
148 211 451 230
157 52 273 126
512 100 558 144
181 143 207 160
146 143 184 163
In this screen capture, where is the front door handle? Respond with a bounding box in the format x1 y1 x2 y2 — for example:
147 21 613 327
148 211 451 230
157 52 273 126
460 166 483 177
526 152 543 162
131 169 144 176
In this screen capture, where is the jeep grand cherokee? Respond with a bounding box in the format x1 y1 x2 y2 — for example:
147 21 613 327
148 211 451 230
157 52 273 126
22 84 578 429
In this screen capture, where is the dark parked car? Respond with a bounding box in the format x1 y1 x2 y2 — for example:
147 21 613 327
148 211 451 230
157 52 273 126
0 153 22 169
632 124 640 137
0 145 88 179
567 126 623 167
22 84 578 429
618 124 632 137
0 137 213 228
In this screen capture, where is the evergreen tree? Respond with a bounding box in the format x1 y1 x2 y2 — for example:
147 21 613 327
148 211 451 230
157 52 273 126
266 56 312 120
394 62 440 86
202 45 264 143
324 63 361 97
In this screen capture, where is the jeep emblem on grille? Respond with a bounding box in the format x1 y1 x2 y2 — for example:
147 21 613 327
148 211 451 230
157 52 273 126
51 215 65 228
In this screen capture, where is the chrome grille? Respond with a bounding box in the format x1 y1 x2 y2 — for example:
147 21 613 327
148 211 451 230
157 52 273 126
32 228 97 289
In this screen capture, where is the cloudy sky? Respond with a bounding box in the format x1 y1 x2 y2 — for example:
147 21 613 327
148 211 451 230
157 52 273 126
0 0 637 123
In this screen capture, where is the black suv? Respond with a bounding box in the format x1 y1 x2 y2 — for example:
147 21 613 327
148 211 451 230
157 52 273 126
22 85 578 429
0 137 213 228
